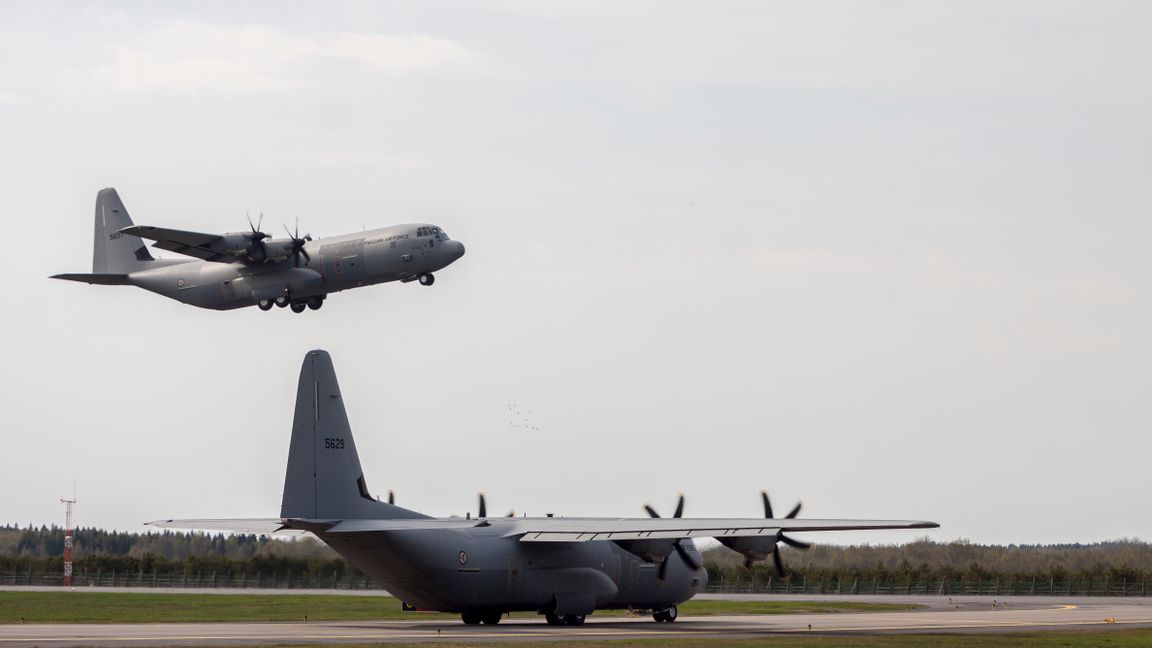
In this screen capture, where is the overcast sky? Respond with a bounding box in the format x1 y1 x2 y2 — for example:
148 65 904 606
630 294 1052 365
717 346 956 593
1 1 1149 546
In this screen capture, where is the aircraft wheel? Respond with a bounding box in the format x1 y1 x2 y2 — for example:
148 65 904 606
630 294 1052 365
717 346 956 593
544 611 564 626
653 605 678 623
307 297 324 310
461 611 483 625
564 614 586 625
257 299 273 311
290 302 306 313
274 295 290 308
418 272 435 286
481 612 502 625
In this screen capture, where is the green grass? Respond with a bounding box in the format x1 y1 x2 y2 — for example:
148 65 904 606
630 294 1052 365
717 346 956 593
252 630 1152 648
0 591 914 624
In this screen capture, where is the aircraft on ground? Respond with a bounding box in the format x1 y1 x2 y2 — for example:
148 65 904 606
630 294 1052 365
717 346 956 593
150 350 939 626
52 188 465 312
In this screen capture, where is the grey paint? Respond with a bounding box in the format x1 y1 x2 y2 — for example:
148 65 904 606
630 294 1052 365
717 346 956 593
52 189 465 311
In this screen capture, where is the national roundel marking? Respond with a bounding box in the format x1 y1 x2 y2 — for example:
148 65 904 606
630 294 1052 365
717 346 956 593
459 551 468 565
176 278 185 287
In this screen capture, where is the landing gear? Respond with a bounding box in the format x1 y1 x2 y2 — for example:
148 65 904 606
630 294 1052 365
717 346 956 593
290 302 306 313
653 605 678 623
544 612 586 626
257 299 273 311
307 296 324 310
461 611 501 625
274 295 290 308
418 272 435 286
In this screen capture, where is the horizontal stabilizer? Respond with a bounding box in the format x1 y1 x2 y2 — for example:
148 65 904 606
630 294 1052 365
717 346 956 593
145 518 292 534
51 273 131 285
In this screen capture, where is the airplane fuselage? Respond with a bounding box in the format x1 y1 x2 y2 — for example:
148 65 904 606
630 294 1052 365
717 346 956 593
318 524 707 614
127 224 465 310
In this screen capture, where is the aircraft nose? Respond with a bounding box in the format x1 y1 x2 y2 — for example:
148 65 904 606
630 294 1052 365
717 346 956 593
448 240 465 260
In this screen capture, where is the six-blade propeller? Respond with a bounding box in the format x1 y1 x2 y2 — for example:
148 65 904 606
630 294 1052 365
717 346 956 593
643 494 704 580
759 490 812 577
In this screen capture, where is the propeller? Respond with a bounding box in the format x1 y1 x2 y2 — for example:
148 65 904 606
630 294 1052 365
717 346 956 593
756 491 812 577
245 213 270 260
644 494 702 580
283 219 312 267
477 493 515 519
387 490 395 505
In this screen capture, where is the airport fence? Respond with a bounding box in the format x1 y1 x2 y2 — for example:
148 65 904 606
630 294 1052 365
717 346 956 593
0 569 386 590
704 574 1152 597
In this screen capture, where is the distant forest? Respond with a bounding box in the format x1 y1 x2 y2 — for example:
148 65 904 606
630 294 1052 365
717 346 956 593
3 525 1151 587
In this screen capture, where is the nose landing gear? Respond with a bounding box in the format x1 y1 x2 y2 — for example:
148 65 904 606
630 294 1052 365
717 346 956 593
418 272 435 286
653 605 678 623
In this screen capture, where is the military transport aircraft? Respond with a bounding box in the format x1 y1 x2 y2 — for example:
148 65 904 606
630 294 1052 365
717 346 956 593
149 350 938 626
52 188 465 312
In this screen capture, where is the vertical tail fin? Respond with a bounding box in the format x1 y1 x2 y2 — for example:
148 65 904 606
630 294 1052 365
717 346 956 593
280 350 427 520
93 188 154 274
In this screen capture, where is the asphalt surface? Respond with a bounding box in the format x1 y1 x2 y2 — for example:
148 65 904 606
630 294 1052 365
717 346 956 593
2 595 1151 646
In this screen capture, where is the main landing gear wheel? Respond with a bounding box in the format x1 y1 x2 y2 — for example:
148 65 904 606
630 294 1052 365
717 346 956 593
418 272 435 286
481 612 502 625
290 302 306 313
257 299 273 311
461 611 482 625
274 295 290 308
653 605 678 623
545 612 586 626
307 297 324 310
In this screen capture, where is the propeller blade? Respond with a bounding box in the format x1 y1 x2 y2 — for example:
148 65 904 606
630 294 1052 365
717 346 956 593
657 556 669 581
478 493 487 519
387 490 395 505
505 510 515 518
779 534 811 550
786 501 803 519
673 494 684 519
761 491 773 519
772 548 786 578
300 248 311 264
643 504 660 519
674 540 703 571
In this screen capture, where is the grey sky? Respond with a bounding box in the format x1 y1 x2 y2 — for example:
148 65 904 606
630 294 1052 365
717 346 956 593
1 1 1149 546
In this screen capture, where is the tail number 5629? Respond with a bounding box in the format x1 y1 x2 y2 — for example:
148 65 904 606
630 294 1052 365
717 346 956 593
324 438 345 449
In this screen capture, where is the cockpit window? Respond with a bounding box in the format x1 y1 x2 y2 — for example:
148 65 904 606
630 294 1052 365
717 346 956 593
417 226 445 239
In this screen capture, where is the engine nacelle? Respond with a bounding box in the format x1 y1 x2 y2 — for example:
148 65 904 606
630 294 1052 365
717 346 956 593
216 232 258 255
718 535 779 562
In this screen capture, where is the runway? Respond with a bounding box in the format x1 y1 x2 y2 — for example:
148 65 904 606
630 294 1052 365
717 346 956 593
2 596 1151 646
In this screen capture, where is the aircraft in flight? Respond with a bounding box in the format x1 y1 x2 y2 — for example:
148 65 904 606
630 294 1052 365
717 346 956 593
52 188 465 312
150 350 938 626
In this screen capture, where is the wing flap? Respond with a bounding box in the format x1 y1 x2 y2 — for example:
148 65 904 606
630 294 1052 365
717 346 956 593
508 518 938 542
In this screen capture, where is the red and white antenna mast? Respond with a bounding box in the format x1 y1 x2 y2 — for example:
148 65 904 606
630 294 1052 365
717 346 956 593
60 491 76 588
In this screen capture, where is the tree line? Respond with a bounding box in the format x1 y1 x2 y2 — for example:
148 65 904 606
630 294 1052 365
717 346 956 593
4 525 1151 586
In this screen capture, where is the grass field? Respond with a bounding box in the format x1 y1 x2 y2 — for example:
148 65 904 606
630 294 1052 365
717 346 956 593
254 632 1152 648
0 591 916 624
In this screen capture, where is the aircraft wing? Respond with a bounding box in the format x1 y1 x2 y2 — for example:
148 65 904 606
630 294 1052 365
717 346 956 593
119 225 241 263
310 516 936 540
504 517 939 542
